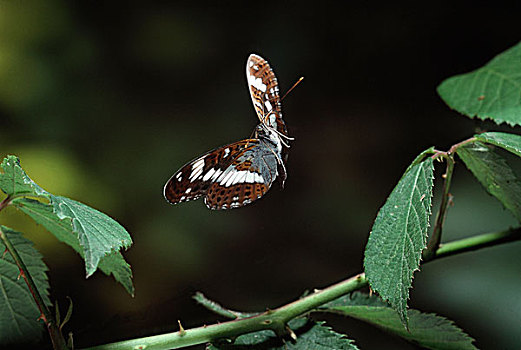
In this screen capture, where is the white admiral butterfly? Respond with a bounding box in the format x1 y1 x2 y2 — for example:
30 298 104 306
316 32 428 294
163 54 293 210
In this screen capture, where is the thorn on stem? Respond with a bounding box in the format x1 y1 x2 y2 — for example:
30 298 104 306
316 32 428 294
286 325 297 341
67 332 74 350
37 313 47 323
178 320 186 336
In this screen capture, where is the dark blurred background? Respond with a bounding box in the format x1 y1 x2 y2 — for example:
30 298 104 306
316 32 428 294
0 1 520 349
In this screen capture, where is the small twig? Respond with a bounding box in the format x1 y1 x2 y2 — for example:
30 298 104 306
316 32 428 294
424 155 455 260
425 137 478 260
0 195 12 212
426 227 521 261
448 137 477 154
0 208 69 349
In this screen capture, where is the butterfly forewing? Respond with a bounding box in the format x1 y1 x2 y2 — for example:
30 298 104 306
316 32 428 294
246 54 288 136
163 140 258 205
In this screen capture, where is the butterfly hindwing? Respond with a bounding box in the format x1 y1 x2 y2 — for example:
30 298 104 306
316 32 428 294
204 141 280 209
246 54 288 136
205 182 269 210
163 140 258 205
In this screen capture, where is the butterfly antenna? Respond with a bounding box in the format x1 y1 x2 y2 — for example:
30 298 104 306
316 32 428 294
271 128 293 148
281 77 304 101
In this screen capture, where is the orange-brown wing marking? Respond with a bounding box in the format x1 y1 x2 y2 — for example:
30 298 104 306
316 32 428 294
205 182 269 210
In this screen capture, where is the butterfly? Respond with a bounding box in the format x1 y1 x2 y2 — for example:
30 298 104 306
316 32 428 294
163 54 293 210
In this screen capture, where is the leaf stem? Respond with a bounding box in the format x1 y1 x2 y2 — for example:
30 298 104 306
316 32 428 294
0 195 12 211
427 227 521 261
81 227 521 350
424 155 455 260
0 223 69 349
424 137 478 260
448 137 477 154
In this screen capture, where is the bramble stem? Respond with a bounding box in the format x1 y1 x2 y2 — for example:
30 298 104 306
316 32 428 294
81 228 521 350
0 199 69 350
83 273 368 350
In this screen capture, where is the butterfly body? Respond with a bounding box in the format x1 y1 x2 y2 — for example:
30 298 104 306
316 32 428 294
164 54 292 210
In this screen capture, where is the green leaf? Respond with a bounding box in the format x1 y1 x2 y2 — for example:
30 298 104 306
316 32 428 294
194 292 258 319
321 293 477 350
48 195 132 277
12 198 134 295
475 132 521 157
405 147 436 173
364 158 434 327
207 318 358 350
437 41 521 126
1 156 133 282
456 141 521 221
0 155 47 197
0 226 50 346
59 296 73 331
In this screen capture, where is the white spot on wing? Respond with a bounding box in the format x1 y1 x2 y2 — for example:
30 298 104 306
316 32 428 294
219 170 234 186
185 188 191 194
189 168 203 182
223 148 230 158
203 168 216 181
254 173 264 183
228 170 248 186
211 168 223 181
248 75 267 92
225 171 238 187
264 100 272 111
189 158 205 181
192 158 204 171
235 170 248 184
